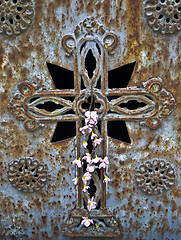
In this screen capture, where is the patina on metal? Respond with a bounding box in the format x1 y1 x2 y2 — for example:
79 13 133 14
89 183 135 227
0 0 180 239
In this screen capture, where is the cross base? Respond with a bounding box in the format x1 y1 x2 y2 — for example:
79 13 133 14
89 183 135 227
62 208 121 237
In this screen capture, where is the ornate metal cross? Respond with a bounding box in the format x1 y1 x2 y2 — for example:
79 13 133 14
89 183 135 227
8 17 175 237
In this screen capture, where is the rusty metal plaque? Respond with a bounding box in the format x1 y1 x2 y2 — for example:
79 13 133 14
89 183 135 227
0 0 180 239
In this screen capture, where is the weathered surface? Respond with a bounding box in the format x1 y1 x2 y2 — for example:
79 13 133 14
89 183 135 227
0 0 180 239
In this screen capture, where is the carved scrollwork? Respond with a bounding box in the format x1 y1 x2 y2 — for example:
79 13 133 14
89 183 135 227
103 33 118 54
62 35 75 57
0 0 34 36
135 159 175 194
73 89 109 120
140 78 176 129
62 17 118 56
8 157 47 192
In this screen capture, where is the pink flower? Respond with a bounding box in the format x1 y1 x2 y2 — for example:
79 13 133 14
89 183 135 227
82 184 90 192
101 156 109 165
99 157 109 169
99 162 106 169
93 137 103 147
83 141 88 148
79 125 92 134
72 177 79 185
72 158 83 168
85 111 98 125
82 153 92 163
92 155 102 164
81 217 94 227
86 164 97 172
91 132 97 140
82 172 91 185
87 197 97 211
103 175 110 183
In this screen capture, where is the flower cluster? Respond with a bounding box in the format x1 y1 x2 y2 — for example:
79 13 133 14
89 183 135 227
72 111 110 228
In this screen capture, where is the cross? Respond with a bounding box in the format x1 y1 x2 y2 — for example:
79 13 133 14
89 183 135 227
8 17 175 237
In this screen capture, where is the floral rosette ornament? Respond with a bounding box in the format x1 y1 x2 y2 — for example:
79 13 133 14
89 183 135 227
72 111 110 228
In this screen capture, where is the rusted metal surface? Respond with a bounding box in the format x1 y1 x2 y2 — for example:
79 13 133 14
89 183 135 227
0 0 180 239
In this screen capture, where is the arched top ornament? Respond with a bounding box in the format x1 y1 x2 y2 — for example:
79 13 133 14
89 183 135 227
62 17 118 56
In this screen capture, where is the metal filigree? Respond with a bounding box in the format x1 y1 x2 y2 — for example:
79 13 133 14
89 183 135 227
0 0 33 36
7 16 176 237
135 159 175 194
8 157 47 192
144 0 181 35
8 77 176 131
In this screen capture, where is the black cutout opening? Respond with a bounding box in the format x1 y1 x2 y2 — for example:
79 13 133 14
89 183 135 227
160 0 165 3
1 17 5 22
96 76 101 89
36 101 63 112
175 0 180 3
16 15 20 20
85 50 96 78
108 62 136 88
29 97 40 103
13 0 17 3
96 200 101 209
81 76 86 90
178 7 181 11
108 121 131 144
88 179 96 198
46 62 74 89
17 7 23 11
51 122 76 143
166 18 170 23
80 41 86 53
9 19 13 24
158 14 163 19
156 6 161 11
119 100 146 110
174 14 178 19
96 43 101 55
87 135 93 153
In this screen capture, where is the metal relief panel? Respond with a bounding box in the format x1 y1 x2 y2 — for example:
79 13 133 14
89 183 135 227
0 0 180 239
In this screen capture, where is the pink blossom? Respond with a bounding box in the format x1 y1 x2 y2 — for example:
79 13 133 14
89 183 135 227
82 184 90 192
82 153 92 163
72 177 79 185
91 132 97 140
99 157 109 169
93 137 103 147
101 156 109 165
85 111 98 125
87 196 97 211
83 141 88 148
79 124 92 134
99 162 107 169
72 158 83 168
82 172 91 185
92 155 102 164
103 175 110 183
81 217 94 227
86 164 97 172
